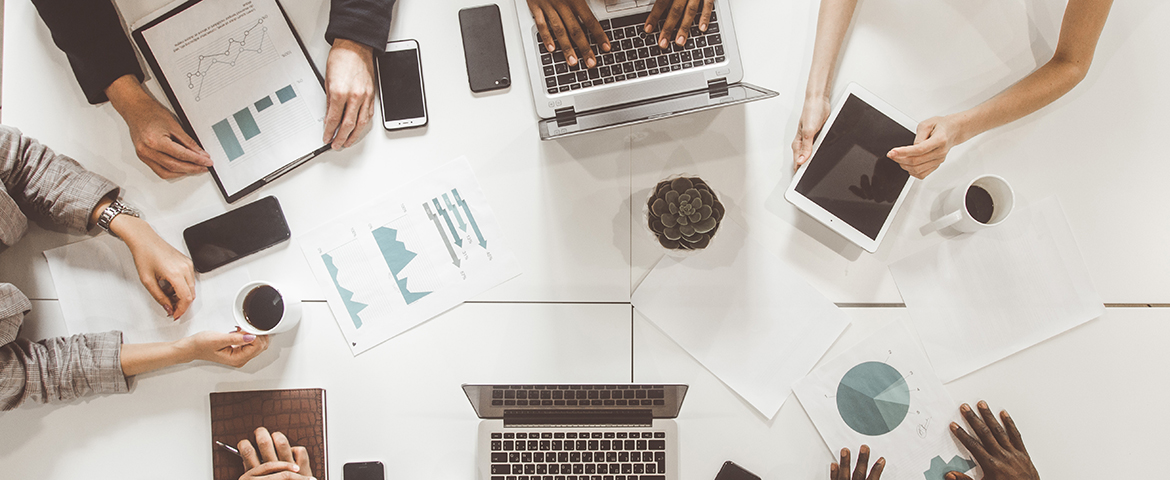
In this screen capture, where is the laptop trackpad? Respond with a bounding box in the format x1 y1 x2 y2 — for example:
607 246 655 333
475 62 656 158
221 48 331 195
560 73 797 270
604 0 653 13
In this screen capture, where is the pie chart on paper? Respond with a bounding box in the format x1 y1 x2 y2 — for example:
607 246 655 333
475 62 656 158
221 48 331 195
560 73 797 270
836 361 911 436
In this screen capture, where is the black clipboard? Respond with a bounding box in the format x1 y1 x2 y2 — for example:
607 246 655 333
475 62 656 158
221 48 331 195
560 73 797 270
131 0 329 203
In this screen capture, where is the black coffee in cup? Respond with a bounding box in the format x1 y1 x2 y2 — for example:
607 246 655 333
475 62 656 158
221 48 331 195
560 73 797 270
243 285 284 331
965 185 995 224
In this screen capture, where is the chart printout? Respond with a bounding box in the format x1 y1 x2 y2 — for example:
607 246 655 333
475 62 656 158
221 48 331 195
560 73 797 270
793 322 981 480
300 158 522 355
136 0 326 196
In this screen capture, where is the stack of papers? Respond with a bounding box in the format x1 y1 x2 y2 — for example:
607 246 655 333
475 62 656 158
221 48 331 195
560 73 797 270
632 221 849 418
889 197 1104 381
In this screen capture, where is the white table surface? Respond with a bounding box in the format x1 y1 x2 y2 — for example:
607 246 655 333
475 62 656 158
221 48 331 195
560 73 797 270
2 0 1168 479
635 307 1169 479
1 301 634 480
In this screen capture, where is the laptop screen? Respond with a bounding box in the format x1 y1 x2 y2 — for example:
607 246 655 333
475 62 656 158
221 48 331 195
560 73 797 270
463 384 688 420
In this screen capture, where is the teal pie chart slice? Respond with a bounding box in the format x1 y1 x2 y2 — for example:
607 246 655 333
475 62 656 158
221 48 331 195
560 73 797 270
836 361 911 436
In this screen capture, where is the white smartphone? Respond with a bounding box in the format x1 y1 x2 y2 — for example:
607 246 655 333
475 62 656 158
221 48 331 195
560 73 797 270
377 39 427 130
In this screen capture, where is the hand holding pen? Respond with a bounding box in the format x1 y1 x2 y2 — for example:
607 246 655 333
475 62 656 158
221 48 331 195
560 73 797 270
219 427 315 480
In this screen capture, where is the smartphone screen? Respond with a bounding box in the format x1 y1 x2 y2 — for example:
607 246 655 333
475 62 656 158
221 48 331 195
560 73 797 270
344 461 385 480
458 5 510 92
183 196 290 273
377 40 427 129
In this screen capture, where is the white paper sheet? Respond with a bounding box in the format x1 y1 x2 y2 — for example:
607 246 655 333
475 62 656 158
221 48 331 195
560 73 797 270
300 158 522 355
135 0 328 197
44 235 247 343
793 321 979 480
889 197 1104 382
631 221 849 419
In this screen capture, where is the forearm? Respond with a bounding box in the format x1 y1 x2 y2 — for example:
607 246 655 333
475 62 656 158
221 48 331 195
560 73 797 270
105 75 156 120
119 340 193 376
804 0 859 102
947 58 1090 145
944 0 1111 145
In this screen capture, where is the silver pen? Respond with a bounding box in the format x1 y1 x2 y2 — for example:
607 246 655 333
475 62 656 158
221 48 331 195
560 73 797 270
215 440 242 458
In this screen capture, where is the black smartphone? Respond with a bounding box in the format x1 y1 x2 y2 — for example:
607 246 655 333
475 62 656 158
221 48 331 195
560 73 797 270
344 461 385 480
183 196 290 273
458 4 511 93
714 461 762 480
377 39 428 130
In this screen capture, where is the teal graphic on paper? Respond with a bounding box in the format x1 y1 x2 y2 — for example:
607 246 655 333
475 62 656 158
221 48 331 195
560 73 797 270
453 189 487 248
836 361 911 436
424 203 460 267
233 108 261 140
322 253 368 329
254 95 274 111
276 84 297 103
923 455 976 480
432 198 462 247
372 227 432 304
211 119 244 160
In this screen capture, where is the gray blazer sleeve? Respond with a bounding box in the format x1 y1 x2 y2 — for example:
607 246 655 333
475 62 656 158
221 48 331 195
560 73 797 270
0 125 118 233
0 284 129 411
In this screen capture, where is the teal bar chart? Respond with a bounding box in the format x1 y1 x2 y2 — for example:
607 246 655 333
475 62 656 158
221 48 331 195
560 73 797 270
233 108 261 140
254 95 274 111
211 119 244 161
276 84 297 103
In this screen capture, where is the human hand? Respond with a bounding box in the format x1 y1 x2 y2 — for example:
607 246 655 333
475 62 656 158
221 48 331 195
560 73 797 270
886 115 965 179
179 328 270 368
948 401 1040 480
324 39 377 150
831 445 885 480
114 215 196 320
527 0 610 68
105 75 213 179
792 95 832 171
645 0 715 50
238 427 314 480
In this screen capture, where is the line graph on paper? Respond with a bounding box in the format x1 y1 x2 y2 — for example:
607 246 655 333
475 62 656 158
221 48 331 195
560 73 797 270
181 17 278 101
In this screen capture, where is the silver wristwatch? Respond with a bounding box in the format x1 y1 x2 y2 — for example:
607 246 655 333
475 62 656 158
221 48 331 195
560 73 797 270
96 199 141 238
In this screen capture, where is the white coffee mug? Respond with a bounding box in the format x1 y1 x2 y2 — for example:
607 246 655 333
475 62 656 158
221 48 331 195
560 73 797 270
925 174 1015 233
233 281 302 335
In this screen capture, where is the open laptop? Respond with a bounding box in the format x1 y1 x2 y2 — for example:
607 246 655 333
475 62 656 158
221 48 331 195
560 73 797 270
514 0 777 139
464 384 688 480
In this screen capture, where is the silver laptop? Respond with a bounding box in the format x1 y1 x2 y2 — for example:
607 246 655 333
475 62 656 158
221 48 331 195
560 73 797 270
514 0 778 140
464 383 689 480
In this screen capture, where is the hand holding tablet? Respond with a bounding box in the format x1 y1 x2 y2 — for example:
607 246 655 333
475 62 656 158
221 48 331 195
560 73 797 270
785 83 918 253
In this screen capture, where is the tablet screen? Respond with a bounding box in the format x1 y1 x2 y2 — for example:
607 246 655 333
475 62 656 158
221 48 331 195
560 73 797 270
795 94 915 239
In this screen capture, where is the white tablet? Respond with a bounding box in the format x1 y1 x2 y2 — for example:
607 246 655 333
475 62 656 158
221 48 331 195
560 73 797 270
785 83 918 252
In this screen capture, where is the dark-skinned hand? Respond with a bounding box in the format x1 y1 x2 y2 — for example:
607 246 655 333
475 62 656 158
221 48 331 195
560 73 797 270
831 445 885 480
527 0 611 68
948 401 1040 480
645 0 715 50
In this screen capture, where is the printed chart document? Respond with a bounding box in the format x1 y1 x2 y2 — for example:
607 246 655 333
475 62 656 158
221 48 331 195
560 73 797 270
133 0 328 202
889 197 1104 382
45 235 246 343
794 321 978 480
300 158 522 355
632 221 849 419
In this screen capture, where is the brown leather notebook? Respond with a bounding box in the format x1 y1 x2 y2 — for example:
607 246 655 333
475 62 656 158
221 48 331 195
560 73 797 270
210 388 327 480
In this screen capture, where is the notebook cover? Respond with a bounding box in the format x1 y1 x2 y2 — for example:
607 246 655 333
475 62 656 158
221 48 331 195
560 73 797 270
210 388 327 480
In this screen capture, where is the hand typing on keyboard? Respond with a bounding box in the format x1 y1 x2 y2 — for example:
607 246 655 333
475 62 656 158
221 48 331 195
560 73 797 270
238 427 316 480
527 0 612 68
645 0 715 49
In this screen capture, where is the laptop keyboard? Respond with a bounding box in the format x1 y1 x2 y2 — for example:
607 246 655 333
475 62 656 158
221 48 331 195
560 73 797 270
490 385 667 407
489 430 669 480
538 8 727 95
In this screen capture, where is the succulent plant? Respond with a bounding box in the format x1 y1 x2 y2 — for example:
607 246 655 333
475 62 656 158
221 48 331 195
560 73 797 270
648 177 725 250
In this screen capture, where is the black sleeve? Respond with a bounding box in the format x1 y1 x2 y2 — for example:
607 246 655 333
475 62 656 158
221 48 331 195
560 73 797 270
31 0 144 105
326 0 397 51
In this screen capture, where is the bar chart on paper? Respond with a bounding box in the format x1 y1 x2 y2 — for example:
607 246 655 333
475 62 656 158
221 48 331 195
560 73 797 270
302 158 522 354
210 84 311 161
